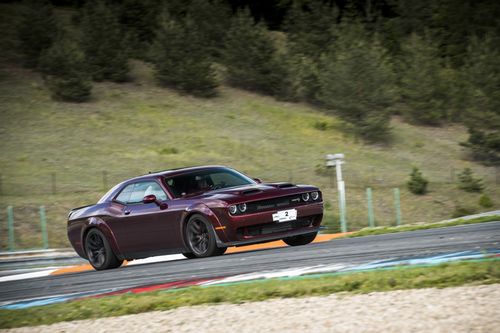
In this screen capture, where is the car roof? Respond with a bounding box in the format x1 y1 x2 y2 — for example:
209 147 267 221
129 165 230 181
97 165 231 203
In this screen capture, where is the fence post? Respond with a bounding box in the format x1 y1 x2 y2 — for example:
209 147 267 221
39 206 49 249
7 206 15 251
0 173 3 196
102 170 108 191
366 187 375 228
51 173 56 194
394 188 402 226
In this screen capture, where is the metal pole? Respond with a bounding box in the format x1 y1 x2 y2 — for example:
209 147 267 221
51 173 56 195
39 206 49 249
366 187 375 228
7 206 15 251
394 188 402 226
336 161 347 232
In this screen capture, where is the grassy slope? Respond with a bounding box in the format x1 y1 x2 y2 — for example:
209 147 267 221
345 214 500 238
0 3 498 249
0 260 499 328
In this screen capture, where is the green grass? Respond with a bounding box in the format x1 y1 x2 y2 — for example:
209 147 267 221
345 215 500 238
0 2 499 249
0 260 498 329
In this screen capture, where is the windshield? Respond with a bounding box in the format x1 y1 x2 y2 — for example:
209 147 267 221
164 168 255 198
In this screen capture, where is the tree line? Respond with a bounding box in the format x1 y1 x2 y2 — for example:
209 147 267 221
14 0 500 164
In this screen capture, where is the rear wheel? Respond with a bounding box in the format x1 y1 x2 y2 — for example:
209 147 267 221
283 232 317 246
84 228 123 270
185 215 227 258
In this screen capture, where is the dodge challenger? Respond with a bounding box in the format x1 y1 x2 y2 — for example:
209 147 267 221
67 165 324 270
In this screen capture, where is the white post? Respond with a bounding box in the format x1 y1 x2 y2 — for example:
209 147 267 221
326 154 347 233
336 161 347 233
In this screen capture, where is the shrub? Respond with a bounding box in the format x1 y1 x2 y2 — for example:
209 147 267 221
452 206 476 218
457 168 484 193
479 194 493 208
407 167 428 195
313 121 328 131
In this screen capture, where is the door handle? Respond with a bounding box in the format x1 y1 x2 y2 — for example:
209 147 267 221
124 210 131 215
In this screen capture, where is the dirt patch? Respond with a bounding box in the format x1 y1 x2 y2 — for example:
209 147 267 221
3 284 500 333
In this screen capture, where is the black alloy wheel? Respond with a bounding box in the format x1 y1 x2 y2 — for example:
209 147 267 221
84 228 123 270
186 215 227 258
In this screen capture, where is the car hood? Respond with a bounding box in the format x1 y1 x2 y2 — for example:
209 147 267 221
186 183 319 204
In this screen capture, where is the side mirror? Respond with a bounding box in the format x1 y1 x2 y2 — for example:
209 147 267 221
143 194 157 204
253 178 262 184
143 194 168 210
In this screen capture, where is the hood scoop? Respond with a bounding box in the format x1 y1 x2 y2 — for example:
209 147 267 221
241 188 262 195
268 182 295 189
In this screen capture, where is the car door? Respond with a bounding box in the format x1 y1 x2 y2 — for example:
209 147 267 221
107 180 177 258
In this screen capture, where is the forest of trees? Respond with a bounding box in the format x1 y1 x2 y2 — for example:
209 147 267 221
13 0 500 164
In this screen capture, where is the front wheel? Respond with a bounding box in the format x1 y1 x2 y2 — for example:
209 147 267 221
84 228 123 270
185 214 227 258
283 232 317 246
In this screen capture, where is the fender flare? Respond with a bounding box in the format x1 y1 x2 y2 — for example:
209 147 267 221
181 203 228 248
81 217 124 260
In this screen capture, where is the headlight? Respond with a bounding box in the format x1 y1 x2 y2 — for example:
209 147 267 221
301 193 310 202
311 191 319 201
238 203 247 213
229 205 237 215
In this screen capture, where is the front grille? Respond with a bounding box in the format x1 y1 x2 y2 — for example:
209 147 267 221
237 217 312 238
245 194 304 213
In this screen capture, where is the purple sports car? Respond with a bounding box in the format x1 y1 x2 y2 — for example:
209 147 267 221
68 166 323 270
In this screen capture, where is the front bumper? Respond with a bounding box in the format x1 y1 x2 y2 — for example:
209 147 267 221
214 201 323 246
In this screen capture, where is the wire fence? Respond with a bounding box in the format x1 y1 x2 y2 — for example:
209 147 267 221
0 164 498 196
0 165 498 250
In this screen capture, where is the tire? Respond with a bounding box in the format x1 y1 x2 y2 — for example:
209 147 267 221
185 214 227 258
283 232 317 246
84 228 123 270
182 252 197 259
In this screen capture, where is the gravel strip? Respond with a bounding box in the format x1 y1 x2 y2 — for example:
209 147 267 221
3 284 500 333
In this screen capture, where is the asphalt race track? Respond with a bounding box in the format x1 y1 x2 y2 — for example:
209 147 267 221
1 221 499 304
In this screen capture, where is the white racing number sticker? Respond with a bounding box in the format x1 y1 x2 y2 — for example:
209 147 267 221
272 209 297 223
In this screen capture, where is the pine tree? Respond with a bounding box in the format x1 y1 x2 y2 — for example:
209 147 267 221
457 168 484 193
282 2 338 103
186 0 231 59
151 17 218 97
80 1 129 82
460 35 500 165
284 1 338 60
399 33 447 125
223 9 285 96
317 23 396 142
39 38 92 102
117 0 162 58
17 0 59 68
407 167 428 195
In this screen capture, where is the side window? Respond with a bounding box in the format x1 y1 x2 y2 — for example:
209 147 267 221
115 184 134 204
115 181 167 204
